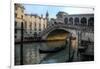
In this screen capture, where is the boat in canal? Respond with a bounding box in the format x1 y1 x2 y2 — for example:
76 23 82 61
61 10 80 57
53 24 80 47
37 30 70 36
39 45 66 53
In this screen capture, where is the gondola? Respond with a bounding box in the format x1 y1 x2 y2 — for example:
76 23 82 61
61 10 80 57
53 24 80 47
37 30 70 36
39 46 65 53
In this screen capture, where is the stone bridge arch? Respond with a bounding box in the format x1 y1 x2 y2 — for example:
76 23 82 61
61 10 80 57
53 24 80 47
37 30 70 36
38 24 83 49
39 25 78 40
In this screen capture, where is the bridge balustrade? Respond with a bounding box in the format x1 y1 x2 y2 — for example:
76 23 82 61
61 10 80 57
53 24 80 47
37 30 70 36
38 23 94 37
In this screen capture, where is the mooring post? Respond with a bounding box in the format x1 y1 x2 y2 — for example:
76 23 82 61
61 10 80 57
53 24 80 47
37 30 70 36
20 22 24 65
68 33 71 61
77 31 81 56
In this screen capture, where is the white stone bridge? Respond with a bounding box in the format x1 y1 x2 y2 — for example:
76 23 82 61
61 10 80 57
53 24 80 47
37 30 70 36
38 24 94 41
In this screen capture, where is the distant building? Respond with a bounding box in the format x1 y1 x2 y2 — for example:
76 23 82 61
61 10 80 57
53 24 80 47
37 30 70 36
15 4 48 40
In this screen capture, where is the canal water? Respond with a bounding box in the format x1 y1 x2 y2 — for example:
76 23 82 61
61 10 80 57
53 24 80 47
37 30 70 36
15 40 75 65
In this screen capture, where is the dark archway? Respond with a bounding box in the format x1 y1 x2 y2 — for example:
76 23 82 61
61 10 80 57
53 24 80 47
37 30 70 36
69 17 73 25
88 17 94 26
47 29 70 40
46 29 77 50
64 17 68 24
74 17 79 25
81 17 87 26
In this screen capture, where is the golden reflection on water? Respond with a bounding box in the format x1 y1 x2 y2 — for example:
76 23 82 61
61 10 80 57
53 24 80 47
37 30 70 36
46 40 66 47
46 31 78 49
47 32 68 40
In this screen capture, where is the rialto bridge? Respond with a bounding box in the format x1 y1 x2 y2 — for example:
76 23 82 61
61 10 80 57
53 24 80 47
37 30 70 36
38 13 94 50
38 23 94 41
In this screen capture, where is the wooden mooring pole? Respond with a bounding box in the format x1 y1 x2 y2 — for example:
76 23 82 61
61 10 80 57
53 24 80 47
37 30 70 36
20 22 24 65
67 34 71 61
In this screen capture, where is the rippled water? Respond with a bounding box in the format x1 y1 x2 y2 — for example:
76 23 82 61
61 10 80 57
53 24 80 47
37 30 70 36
15 41 74 65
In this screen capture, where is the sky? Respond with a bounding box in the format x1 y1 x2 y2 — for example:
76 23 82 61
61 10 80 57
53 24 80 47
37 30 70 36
23 4 94 18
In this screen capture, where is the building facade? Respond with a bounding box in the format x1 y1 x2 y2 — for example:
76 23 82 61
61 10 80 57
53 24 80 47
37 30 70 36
15 4 25 40
15 4 48 40
24 14 48 38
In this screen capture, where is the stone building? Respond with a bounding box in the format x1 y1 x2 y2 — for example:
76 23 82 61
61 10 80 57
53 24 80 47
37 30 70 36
24 14 48 38
15 4 25 40
15 4 48 41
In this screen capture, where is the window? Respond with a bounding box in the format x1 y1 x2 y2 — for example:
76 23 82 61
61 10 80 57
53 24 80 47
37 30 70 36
88 17 94 26
43 24 45 29
22 9 24 13
74 17 79 25
15 13 17 18
34 22 37 31
81 17 87 26
34 22 36 27
30 22 32 32
39 23 41 31
21 15 23 19
39 32 41 34
24 22 27 29
34 32 37 37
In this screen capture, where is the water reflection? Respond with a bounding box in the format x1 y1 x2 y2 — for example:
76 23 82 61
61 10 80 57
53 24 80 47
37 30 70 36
15 40 74 65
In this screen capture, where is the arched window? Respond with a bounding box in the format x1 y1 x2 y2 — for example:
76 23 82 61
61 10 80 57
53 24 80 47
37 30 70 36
34 32 37 37
34 22 37 31
43 24 45 29
69 17 73 24
81 17 87 26
64 17 68 24
39 23 41 31
30 22 32 33
21 15 23 19
74 17 79 25
30 22 32 31
24 21 27 29
34 22 36 27
88 17 94 26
